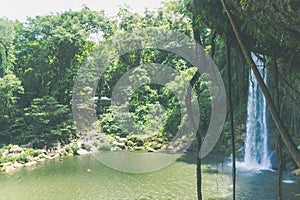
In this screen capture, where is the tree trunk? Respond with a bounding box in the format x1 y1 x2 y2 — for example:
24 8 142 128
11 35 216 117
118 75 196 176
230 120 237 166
274 55 282 200
220 0 300 168
191 1 203 198
227 38 236 200
196 133 202 200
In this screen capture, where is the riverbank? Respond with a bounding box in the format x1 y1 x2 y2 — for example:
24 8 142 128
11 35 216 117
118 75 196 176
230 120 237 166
0 144 75 173
1 133 299 176
0 132 176 173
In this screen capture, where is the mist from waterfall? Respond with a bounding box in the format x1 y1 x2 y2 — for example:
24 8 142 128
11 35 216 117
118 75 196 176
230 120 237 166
243 53 272 170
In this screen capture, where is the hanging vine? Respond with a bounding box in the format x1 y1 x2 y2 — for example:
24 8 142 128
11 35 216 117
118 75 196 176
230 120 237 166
273 54 283 200
220 0 300 169
226 38 236 199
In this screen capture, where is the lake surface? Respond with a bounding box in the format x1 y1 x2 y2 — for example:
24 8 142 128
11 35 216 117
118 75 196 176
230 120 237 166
0 153 299 200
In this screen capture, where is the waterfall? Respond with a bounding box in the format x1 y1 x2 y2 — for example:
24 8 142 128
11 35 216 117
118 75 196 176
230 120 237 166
243 53 271 170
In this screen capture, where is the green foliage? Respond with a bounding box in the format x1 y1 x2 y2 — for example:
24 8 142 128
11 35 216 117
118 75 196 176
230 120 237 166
100 108 125 136
0 74 24 142
0 155 17 163
0 19 15 46
14 8 115 105
97 142 112 151
0 147 42 164
14 96 75 147
0 9 116 146
202 166 219 174
65 145 79 155
22 148 42 157
0 18 16 76
32 150 42 157
126 140 134 147
127 135 144 147
17 153 29 163
192 0 300 69
83 5 212 142
0 74 23 114
116 4 192 35
23 148 35 156
4 1 297 161
0 148 4 157
6 144 13 151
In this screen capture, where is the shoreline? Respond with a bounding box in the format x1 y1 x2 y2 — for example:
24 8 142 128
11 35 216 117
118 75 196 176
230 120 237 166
1 135 299 176
0 133 168 173
0 144 78 173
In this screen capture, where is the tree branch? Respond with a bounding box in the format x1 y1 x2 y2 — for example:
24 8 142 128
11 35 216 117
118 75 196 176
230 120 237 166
221 0 300 168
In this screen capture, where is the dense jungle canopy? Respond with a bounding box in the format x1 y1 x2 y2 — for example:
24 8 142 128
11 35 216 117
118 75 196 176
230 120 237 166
0 0 299 172
0 1 300 199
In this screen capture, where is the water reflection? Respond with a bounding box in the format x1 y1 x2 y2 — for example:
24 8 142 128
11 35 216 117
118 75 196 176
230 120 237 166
0 153 299 200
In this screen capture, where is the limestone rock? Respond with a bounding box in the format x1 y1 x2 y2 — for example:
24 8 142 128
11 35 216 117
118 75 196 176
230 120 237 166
5 165 16 173
112 141 126 148
110 146 122 151
133 146 144 151
37 158 46 162
24 161 37 167
119 138 128 143
13 162 24 168
1 162 12 167
2 150 9 157
77 149 90 155
48 154 58 160
292 169 300 176
146 147 157 152
9 145 23 153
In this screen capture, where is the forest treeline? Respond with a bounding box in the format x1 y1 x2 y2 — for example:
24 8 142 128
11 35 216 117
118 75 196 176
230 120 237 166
0 0 299 163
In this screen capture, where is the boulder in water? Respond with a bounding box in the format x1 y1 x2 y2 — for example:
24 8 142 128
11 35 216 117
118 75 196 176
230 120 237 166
12 162 24 168
110 146 122 151
0 162 12 167
24 161 37 167
146 147 157 152
112 141 126 149
77 149 90 155
4 165 16 173
37 158 46 162
292 169 300 176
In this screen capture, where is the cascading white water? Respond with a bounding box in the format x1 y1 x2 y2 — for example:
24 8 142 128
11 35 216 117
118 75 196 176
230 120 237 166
243 53 271 170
